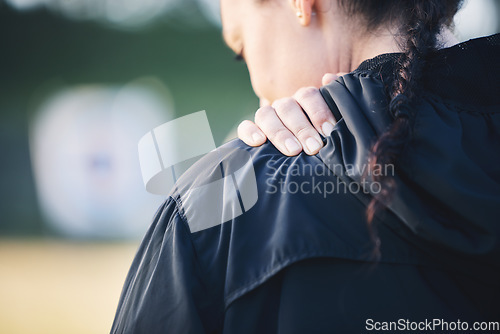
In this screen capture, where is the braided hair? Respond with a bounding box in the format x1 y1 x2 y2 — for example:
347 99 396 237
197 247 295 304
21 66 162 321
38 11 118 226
339 0 463 257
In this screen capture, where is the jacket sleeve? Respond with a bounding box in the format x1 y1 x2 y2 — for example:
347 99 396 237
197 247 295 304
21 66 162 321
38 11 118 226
110 197 216 334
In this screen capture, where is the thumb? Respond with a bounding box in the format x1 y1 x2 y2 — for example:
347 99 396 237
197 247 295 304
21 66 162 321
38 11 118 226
321 73 338 86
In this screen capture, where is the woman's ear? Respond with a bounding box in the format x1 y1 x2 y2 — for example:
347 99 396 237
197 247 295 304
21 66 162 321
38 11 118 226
289 0 316 26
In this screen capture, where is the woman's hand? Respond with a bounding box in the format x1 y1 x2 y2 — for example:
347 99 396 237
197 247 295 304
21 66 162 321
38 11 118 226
237 73 345 156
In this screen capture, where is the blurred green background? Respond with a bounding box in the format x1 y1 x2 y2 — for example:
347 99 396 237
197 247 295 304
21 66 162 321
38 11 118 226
0 0 257 237
0 0 498 333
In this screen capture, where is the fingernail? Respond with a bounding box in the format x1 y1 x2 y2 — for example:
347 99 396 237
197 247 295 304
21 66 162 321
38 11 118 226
305 137 321 153
252 132 265 143
322 122 335 136
285 138 301 154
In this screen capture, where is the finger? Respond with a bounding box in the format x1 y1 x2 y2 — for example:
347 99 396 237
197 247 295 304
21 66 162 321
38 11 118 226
322 73 338 86
293 86 337 137
237 120 267 147
272 97 324 155
336 72 348 76
254 105 302 156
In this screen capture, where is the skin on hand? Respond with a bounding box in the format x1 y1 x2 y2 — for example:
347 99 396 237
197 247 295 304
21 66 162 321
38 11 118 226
237 72 346 156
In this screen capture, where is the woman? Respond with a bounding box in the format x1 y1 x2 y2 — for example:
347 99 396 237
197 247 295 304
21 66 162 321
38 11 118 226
111 0 500 333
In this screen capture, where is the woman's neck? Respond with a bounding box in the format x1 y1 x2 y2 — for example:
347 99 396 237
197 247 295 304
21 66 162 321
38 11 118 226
333 25 458 73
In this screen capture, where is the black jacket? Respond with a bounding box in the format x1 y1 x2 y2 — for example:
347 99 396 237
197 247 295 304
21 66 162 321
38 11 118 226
111 34 500 333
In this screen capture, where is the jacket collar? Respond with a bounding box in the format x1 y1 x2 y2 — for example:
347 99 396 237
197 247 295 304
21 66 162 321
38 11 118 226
351 33 500 106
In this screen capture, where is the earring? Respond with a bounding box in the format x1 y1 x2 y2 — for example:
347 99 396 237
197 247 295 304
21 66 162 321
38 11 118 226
297 11 316 18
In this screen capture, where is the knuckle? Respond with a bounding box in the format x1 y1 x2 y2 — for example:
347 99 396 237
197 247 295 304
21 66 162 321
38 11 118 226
295 124 314 139
274 100 299 120
273 97 296 112
254 105 275 123
271 127 291 142
308 105 331 122
295 86 319 100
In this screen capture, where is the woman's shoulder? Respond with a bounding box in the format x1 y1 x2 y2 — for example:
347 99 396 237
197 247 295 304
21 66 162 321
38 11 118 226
160 134 428 308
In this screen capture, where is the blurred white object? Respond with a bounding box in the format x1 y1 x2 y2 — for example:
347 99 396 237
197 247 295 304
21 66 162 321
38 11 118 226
197 0 221 27
454 0 499 41
138 110 216 195
138 111 259 233
30 78 173 239
4 0 218 28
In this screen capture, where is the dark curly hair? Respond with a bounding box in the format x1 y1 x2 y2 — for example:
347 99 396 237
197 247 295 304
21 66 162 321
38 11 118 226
339 0 464 258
